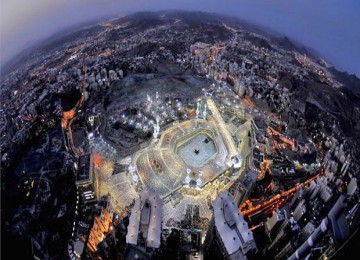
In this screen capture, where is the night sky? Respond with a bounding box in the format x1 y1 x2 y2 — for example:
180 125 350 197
1 0 359 77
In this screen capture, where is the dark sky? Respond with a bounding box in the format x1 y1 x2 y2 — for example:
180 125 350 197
1 0 359 76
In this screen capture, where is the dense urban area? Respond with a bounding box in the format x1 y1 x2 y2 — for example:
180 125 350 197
1 11 360 260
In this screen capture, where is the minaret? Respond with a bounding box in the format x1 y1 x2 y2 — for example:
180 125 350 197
153 115 160 139
196 100 200 119
203 103 207 119
88 115 94 128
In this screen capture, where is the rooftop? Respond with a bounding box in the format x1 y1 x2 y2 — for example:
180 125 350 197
126 189 163 249
76 154 91 183
213 190 255 255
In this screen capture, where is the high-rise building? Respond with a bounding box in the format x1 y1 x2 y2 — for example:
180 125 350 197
204 190 257 259
232 170 257 206
265 209 285 240
126 189 163 250
87 200 113 253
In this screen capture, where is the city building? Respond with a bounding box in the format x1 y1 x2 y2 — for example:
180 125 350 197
204 190 257 259
87 198 113 253
126 189 163 251
231 170 257 206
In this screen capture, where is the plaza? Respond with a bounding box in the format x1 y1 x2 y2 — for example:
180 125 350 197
94 96 252 232
176 132 217 168
132 119 229 198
